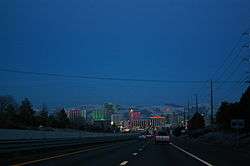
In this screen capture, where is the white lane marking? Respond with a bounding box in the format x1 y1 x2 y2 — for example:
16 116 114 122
13 144 116 166
170 143 213 166
13 141 136 166
120 161 128 166
132 152 138 156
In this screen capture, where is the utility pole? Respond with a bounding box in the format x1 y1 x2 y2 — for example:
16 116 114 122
195 94 198 113
210 80 214 125
183 107 186 124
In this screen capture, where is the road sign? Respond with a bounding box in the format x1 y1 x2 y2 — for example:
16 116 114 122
231 119 245 129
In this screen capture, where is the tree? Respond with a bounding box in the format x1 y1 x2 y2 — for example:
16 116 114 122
188 112 205 130
18 98 35 127
0 96 19 129
216 86 250 130
36 105 49 127
0 103 18 128
0 96 17 112
48 114 57 128
36 110 49 126
216 102 234 129
216 102 244 129
239 86 250 130
55 109 70 128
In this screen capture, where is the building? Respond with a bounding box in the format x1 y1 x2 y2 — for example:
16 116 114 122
91 109 110 121
111 114 122 126
129 109 141 121
149 116 167 127
91 109 112 130
66 109 86 124
129 118 151 130
128 116 167 130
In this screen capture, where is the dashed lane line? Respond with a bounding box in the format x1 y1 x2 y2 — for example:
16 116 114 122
12 141 135 166
120 161 128 166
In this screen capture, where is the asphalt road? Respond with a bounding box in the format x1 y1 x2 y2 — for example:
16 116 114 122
10 140 211 166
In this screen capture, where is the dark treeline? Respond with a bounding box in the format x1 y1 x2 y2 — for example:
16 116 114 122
0 96 119 133
175 87 250 137
0 96 70 129
216 86 250 131
186 86 250 132
188 112 205 130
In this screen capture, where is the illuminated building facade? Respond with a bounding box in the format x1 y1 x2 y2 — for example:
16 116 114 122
129 116 167 130
129 109 141 121
66 109 86 124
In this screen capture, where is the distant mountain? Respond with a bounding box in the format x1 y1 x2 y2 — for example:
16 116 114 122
164 103 183 108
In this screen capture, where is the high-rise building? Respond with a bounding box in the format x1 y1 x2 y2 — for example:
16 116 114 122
111 114 122 126
66 109 86 124
91 109 110 121
128 116 167 130
129 109 141 121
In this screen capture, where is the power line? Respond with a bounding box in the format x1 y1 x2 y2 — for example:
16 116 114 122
197 42 249 104
195 30 248 101
215 47 244 83
0 68 207 83
219 75 247 101
195 28 250 100
0 68 243 84
215 58 244 90
211 34 245 80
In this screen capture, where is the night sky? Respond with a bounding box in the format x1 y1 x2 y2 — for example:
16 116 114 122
1 0 250 107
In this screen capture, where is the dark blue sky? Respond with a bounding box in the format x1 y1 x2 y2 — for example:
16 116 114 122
1 0 250 107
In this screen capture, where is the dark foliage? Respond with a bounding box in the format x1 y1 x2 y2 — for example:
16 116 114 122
18 98 35 127
0 97 72 130
173 126 185 137
216 86 250 130
188 112 205 130
55 109 70 128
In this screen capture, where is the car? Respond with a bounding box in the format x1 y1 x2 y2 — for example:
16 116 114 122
145 134 153 139
138 135 146 140
154 131 170 144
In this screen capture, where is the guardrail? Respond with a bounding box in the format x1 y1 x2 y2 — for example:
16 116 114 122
0 129 130 140
0 134 139 154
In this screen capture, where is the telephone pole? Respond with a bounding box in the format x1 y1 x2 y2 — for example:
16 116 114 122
210 80 214 125
183 107 186 126
187 100 190 120
195 94 198 113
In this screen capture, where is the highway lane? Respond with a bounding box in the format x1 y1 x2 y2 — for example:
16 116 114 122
173 137 250 166
12 140 143 166
12 140 211 166
126 142 207 166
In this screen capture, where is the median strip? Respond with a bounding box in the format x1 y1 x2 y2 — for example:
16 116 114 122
170 143 213 166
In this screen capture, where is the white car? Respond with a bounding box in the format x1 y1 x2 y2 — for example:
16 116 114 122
154 131 170 144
